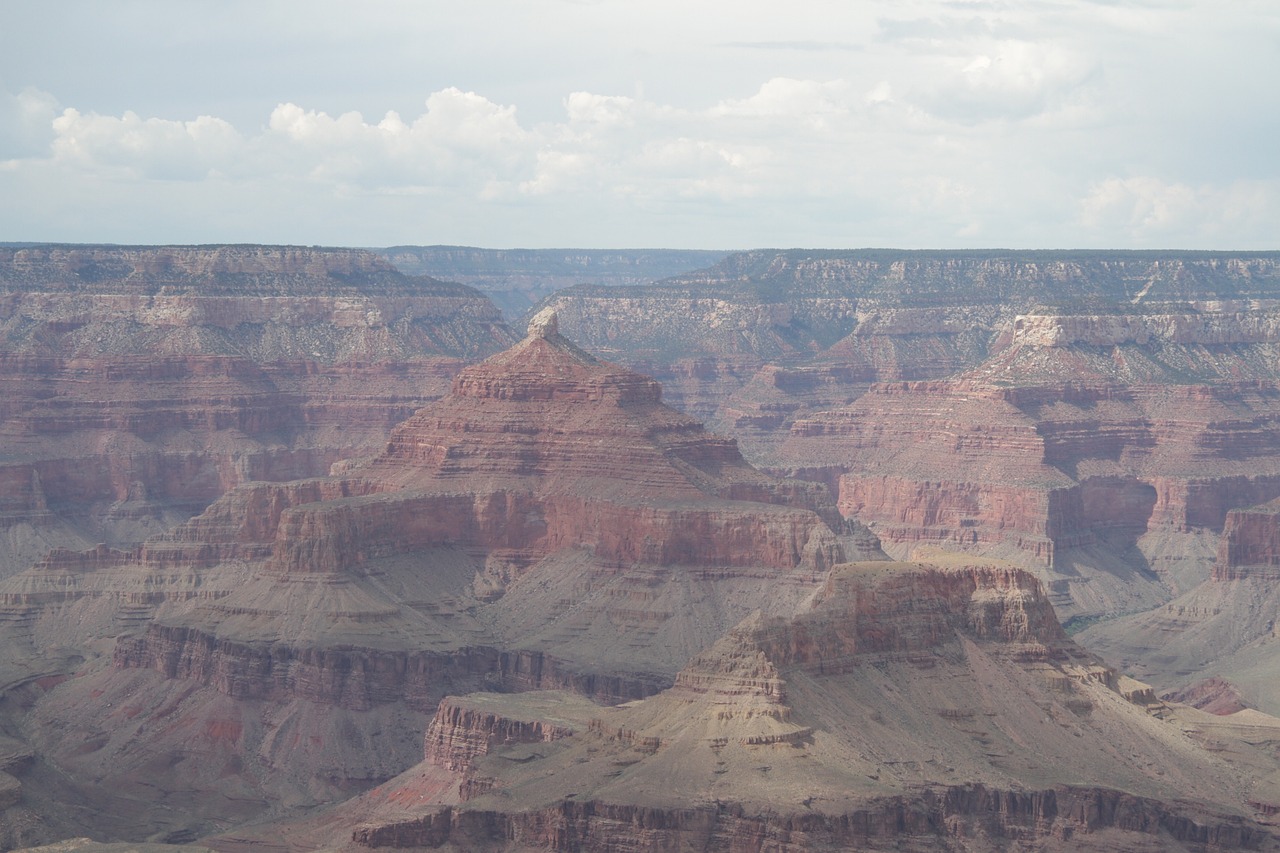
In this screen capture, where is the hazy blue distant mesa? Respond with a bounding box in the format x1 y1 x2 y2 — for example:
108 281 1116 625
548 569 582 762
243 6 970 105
374 246 727 317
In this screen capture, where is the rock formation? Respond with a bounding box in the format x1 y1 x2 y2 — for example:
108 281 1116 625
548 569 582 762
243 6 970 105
0 244 514 579
375 246 726 318
538 250 1280 622
227 556 1280 851
4 310 864 843
12 245 1280 850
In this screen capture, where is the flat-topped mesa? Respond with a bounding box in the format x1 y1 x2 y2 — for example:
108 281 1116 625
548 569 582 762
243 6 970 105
1214 498 1280 581
753 559 1073 670
3 244 419 295
422 692 597 774
607 559 1073 755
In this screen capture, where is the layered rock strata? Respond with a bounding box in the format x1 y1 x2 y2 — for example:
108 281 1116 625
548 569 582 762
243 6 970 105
300 557 1280 852
1079 496 1280 715
375 246 725 318
534 250 1280 626
0 244 514 578
13 310 858 840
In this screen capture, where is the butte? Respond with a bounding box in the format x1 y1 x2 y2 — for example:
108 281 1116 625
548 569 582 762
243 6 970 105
2 308 872 841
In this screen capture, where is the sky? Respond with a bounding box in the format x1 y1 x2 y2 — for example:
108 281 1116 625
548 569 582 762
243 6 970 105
1 0 1277 250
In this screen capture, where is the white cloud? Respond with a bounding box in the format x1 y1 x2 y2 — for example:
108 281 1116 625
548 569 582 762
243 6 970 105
260 89 533 190
1 0 1277 247
0 88 60 159
49 108 243 179
712 78 851 121
911 39 1097 123
1079 176 1280 244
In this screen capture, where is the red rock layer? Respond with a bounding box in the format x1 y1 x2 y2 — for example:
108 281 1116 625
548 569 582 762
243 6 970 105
341 319 844 573
1213 498 1280 581
0 246 515 579
422 697 579 773
779 378 1280 572
352 784 1269 851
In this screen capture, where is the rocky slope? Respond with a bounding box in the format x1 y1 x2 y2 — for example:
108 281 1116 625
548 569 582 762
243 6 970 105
1079 497 1280 715
226 554 1280 851
0 244 513 579
537 250 1280 622
4 310 869 844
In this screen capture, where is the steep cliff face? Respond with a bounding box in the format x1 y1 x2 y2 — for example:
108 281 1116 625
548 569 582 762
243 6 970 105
315 557 1280 852
769 331 1280 619
1215 499 1280 581
11 311 857 841
1078 496 1280 715
534 251 1280 624
0 244 514 579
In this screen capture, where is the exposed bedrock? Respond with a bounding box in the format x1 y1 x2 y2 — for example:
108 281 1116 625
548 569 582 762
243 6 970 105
422 694 585 773
267 490 840 578
352 784 1270 851
1214 498 1280 581
112 629 664 711
772 373 1280 621
0 245 514 576
336 557 1280 852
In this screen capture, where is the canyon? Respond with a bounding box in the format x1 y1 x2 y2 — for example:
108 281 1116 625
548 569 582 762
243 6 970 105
215 554 1280 851
543 251 1280 622
3 245 1280 850
0 296 865 845
373 247 725 319
0 244 513 580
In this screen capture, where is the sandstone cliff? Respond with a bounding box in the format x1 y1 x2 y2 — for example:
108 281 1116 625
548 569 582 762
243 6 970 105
10 311 860 842
252 556 1280 852
0 244 514 578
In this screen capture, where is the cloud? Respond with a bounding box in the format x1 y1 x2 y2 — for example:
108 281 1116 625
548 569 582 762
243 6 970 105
0 88 60 159
49 108 243 179
262 89 533 190
2 24 1276 252
719 40 863 52
910 39 1098 123
712 78 852 122
1079 176 1280 244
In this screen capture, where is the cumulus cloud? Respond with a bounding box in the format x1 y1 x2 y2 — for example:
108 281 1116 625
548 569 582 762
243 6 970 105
908 39 1097 123
0 87 60 159
1079 176 1280 244
49 109 243 179
9 76 1271 248
262 89 532 190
